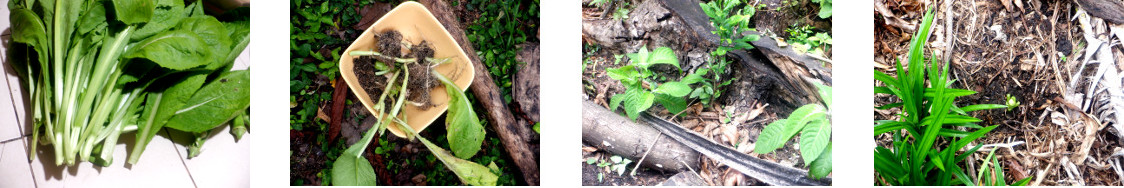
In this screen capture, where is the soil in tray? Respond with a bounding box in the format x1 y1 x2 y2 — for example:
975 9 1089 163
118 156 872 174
354 30 440 110
406 41 437 109
377 30 404 64
354 56 389 103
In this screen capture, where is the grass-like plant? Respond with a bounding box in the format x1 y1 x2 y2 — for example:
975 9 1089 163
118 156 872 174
975 149 1032 186
754 82 832 178
872 8 1011 186
607 46 692 120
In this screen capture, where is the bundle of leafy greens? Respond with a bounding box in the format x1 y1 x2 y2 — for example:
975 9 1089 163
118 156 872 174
9 0 250 166
872 8 1013 185
333 31 496 186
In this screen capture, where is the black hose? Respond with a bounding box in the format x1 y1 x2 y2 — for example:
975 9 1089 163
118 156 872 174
640 112 831 186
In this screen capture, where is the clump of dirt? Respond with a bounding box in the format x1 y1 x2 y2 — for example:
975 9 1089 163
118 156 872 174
377 30 404 64
407 41 437 109
354 56 389 102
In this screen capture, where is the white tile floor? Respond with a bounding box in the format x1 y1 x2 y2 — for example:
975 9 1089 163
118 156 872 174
0 2 253 187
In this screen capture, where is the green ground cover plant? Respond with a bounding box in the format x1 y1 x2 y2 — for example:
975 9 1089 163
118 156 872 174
784 25 832 56
465 0 538 104
872 8 1015 186
10 0 250 166
588 0 630 20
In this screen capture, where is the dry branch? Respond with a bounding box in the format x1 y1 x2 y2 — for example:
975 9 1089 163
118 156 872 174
582 100 701 171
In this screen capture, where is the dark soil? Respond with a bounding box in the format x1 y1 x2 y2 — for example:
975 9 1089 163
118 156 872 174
377 30 404 64
354 56 388 102
290 130 327 185
581 144 676 186
406 41 437 109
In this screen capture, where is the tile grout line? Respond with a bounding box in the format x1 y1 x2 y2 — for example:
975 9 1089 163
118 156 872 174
165 129 198 188
2 62 24 138
1 53 37 188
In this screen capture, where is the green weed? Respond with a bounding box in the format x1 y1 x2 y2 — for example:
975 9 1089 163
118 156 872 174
872 8 1011 186
607 46 692 120
699 0 760 105
755 83 832 178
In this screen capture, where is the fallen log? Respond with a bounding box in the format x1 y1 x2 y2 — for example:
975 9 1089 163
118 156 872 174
1076 0 1124 24
583 100 701 171
419 0 539 185
514 43 540 122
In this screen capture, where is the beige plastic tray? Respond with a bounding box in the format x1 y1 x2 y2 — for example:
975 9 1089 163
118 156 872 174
339 2 474 138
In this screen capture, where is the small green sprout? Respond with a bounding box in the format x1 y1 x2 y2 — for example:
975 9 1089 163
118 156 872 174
1005 94 1020 112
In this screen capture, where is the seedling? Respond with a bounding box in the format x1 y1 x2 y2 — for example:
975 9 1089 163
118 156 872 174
607 46 692 120
1005 94 1019 112
699 0 760 105
755 83 833 178
587 155 632 179
784 25 832 56
872 8 1008 186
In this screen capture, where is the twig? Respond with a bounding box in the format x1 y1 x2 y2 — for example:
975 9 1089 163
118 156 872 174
965 141 1026 153
631 131 663 176
806 54 832 65
1032 157 1054 186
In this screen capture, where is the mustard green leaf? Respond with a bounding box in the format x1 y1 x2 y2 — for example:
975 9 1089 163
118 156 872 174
112 0 154 25
165 70 250 132
417 135 499 186
332 151 378 186
438 73 485 159
123 30 211 70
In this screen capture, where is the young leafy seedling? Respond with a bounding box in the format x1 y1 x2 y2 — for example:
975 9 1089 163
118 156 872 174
754 82 832 179
607 46 692 120
699 0 760 105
